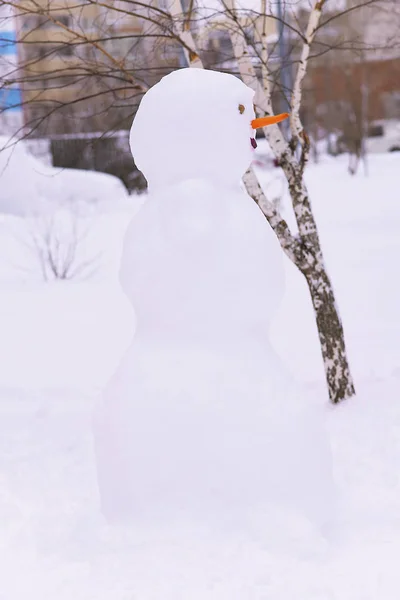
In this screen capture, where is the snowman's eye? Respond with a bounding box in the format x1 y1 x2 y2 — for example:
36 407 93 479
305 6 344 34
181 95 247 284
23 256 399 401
238 104 245 114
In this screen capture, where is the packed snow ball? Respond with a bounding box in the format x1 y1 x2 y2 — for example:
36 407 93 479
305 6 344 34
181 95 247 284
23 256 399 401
130 68 256 189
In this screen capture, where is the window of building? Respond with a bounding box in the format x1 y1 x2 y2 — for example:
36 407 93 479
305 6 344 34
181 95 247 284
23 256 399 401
21 16 41 31
41 14 71 28
32 43 74 60
36 46 48 60
56 15 71 27
367 124 384 138
41 74 77 89
54 44 74 57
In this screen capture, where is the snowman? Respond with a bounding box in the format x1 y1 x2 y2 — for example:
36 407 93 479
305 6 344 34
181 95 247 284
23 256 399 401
94 68 335 535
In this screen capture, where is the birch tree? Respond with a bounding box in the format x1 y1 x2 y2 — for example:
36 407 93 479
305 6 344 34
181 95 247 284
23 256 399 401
166 0 355 403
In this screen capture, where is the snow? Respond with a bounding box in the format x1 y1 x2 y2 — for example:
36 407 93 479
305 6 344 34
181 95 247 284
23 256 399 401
254 153 400 383
130 68 256 190
0 145 400 598
0 135 129 216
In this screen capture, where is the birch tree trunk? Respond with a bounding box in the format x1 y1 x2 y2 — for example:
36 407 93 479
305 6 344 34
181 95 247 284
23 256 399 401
278 151 355 403
306 269 355 403
279 0 355 402
170 0 355 403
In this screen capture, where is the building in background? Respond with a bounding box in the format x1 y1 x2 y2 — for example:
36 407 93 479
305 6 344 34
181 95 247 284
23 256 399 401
198 11 281 114
0 5 23 135
13 0 182 137
199 12 277 71
14 1 144 136
299 0 400 146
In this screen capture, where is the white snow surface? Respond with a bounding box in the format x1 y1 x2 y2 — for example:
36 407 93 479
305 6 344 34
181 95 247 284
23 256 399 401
0 147 400 599
0 135 129 216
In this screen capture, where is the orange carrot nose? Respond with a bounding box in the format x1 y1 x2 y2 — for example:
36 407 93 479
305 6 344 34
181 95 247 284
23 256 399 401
251 113 289 129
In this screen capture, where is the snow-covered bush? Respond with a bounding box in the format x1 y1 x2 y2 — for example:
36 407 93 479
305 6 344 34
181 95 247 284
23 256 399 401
27 210 100 282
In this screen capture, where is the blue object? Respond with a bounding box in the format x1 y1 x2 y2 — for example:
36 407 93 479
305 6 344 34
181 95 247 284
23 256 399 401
0 87 22 110
0 31 17 55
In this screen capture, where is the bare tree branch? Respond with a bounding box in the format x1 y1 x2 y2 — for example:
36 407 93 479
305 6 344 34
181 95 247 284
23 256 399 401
290 0 326 147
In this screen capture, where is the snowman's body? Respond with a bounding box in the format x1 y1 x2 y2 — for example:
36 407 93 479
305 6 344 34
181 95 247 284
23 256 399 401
94 69 334 532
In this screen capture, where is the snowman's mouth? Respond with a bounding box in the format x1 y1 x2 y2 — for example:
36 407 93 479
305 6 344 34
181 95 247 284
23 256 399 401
251 138 257 149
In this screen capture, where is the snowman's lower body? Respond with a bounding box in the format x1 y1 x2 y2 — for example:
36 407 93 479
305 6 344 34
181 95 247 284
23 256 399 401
94 340 335 535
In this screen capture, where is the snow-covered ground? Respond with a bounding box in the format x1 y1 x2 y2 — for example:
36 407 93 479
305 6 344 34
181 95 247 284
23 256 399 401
1 154 400 599
0 135 129 216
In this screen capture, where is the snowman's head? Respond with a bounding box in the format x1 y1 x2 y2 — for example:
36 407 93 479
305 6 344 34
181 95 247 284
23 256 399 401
130 68 287 191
